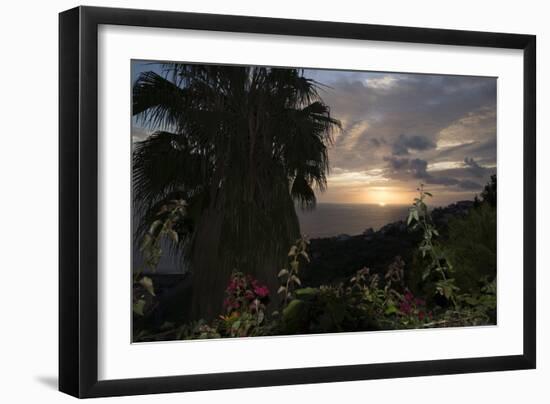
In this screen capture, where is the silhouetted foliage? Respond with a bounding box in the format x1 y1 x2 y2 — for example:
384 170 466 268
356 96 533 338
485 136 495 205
132 63 340 319
480 174 497 207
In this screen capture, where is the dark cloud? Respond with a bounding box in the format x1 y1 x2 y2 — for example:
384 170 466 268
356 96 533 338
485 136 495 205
383 155 487 193
426 177 481 191
369 138 382 147
318 72 496 176
457 179 483 190
464 157 487 178
385 156 429 179
392 134 436 156
132 63 497 206
307 70 497 204
385 156 411 171
428 176 460 186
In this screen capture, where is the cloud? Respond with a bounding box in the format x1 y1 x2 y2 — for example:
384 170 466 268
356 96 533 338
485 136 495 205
463 157 487 178
437 106 496 149
392 134 436 156
369 138 383 148
384 157 429 179
457 179 483 190
428 176 460 186
318 73 496 176
131 125 150 143
135 62 497 206
383 155 487 192
365 75 399 90
341 120 371 150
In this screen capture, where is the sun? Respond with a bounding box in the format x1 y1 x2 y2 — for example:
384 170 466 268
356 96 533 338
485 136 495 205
378 201 386 207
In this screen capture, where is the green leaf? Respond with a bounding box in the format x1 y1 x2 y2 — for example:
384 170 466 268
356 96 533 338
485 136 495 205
150 220 163 233
167 229 178 243
257 310 265 324
133 299 146 316
140 234 153 250
278 269 289 278
139 276 155 296
422 268 431 280
407 211 414 225
281 299 306 333
385 305 398 315
282 299 304 320
160 321 175 330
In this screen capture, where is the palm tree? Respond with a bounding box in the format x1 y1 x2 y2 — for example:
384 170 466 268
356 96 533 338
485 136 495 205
133 63 340 320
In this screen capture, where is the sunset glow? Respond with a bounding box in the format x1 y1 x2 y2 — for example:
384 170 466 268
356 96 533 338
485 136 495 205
133 64 497 208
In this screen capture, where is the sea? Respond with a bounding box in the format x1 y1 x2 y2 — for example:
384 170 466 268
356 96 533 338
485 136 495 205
134 203 410 273
297 203 410 239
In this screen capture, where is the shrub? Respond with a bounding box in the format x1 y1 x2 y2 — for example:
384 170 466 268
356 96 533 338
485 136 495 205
134 186 497 341
217 272 271 337
442 203 496 293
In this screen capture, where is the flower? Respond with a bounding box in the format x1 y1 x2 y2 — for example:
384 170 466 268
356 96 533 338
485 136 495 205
224 272 270 315
254 285 269 298
399 301 412 315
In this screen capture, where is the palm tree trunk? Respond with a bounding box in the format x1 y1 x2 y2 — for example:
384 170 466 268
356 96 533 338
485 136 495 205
188 206 227 321
188 200 299 321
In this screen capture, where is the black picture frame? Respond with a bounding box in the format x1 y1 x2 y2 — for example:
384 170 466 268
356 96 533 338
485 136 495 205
59 5 536 398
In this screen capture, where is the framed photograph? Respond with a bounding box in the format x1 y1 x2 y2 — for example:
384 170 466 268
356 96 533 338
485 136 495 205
59 6 536 398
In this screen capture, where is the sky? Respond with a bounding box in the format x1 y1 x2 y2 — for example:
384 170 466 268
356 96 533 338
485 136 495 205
132 61 497 207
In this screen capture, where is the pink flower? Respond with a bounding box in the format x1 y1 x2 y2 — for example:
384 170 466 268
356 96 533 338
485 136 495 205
399 301 412 315
227 280 237 291
254 285 269 298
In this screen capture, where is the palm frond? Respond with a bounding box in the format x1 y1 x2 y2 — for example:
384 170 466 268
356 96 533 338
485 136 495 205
133 71 189 130
291 175 317 209
132 131 209 210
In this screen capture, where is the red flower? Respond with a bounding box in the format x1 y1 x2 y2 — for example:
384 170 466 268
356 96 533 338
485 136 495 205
399 301 412 315
418 311 425 321
254 285 269 298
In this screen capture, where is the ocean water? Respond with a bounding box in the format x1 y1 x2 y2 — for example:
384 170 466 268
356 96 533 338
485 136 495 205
134 203 410 273
297 203 410 238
